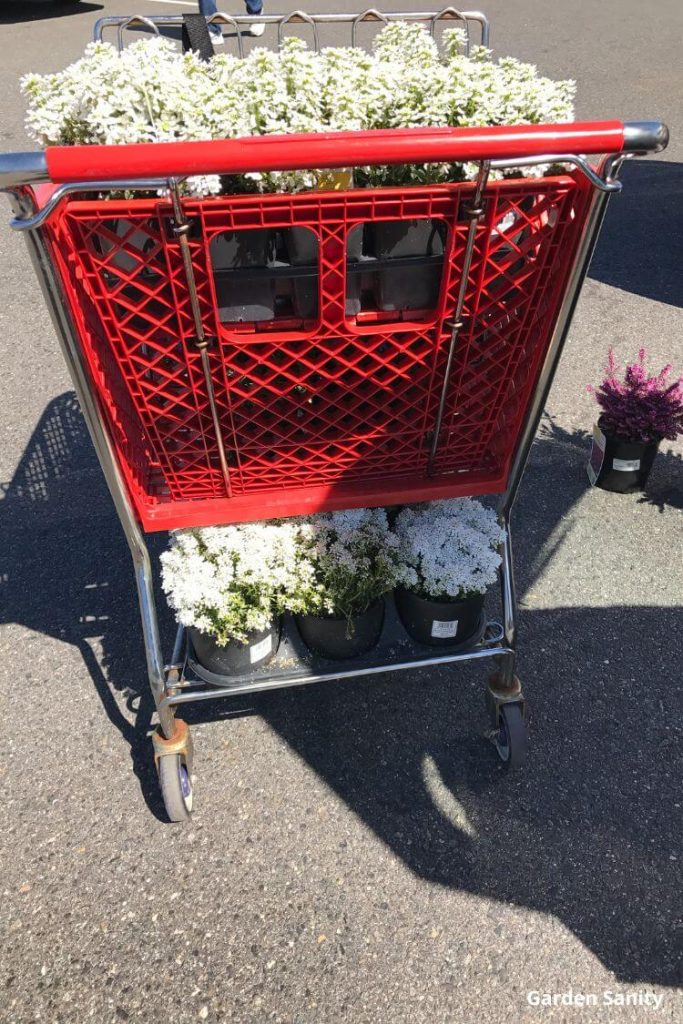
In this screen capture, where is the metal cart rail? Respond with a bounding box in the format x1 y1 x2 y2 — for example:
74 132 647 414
0 9 668 820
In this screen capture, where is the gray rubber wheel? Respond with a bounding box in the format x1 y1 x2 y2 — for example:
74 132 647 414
158 754 193 822
494 703 528 769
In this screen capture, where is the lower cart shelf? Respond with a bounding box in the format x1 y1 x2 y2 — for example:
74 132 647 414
168 595 506 703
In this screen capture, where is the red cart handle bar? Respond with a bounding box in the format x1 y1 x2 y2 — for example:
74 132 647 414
0 121 669 188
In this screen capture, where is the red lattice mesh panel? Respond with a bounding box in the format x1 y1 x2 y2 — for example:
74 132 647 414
47 176 592 530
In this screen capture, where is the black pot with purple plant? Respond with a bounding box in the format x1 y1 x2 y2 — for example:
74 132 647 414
587 348 683 493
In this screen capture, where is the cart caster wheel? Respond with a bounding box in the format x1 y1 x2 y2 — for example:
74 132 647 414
494 703 528 770
158 753 193 822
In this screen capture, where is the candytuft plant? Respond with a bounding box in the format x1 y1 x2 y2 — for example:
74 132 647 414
393 498 505 646
160 521 303 674
21 25 575 196
284 508 400 658
394 498 505 600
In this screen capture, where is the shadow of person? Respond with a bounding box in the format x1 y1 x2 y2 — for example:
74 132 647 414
2 393 681 976
590 159 683 307
0 0 103 25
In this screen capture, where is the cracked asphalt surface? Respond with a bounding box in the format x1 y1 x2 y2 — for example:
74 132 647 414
0 1 681 1021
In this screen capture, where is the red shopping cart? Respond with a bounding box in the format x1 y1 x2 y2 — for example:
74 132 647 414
1 9 668 820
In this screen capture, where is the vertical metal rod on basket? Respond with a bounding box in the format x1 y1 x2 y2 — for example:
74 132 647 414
427 159 490 475
169 179 232 496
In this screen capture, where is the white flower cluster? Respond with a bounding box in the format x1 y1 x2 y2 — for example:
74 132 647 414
22 24 575 195
394 498 506 599
284 507 401 619
161 509 399 642
160 521 303 644
161 499 504 643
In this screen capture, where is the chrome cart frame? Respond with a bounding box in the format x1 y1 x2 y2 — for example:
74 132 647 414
93 6 491 56
0 8 668 820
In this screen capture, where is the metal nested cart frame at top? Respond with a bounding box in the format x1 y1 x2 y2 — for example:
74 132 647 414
0 8 669 820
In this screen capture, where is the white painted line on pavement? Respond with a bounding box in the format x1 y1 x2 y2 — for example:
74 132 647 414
143 0 198 7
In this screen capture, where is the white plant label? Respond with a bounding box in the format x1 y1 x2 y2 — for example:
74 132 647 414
613 457 641 472
431 619 458 639
250 634 272 664
586 423 607 485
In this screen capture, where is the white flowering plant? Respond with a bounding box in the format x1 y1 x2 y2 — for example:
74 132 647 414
160 510 401 643
282 508 401 623
160 521 303 645
394 498 506 600
21 24 575 196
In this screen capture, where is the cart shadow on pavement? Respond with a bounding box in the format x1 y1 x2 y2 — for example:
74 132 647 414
589 159 683 308
0 1 103 25
1 392 681 984
0 392 167 819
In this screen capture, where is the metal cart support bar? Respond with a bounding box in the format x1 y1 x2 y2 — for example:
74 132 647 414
93 8 491 57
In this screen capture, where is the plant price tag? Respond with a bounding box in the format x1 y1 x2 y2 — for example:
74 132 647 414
250 634 272 664
431 619 458 639
586 423 606 485
613 457 641 472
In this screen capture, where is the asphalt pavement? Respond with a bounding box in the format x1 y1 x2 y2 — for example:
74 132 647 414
0 2 681 1022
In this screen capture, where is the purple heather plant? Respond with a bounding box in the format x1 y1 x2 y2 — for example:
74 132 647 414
588 348 683 444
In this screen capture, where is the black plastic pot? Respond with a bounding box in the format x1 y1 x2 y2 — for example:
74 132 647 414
395 588 484 647
587 419 660 493
369 219 445 312
283 225 363 318
285 226 319 319
295 600 384 659
189 618 279 676
345 224 364 316
210 229 276 322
